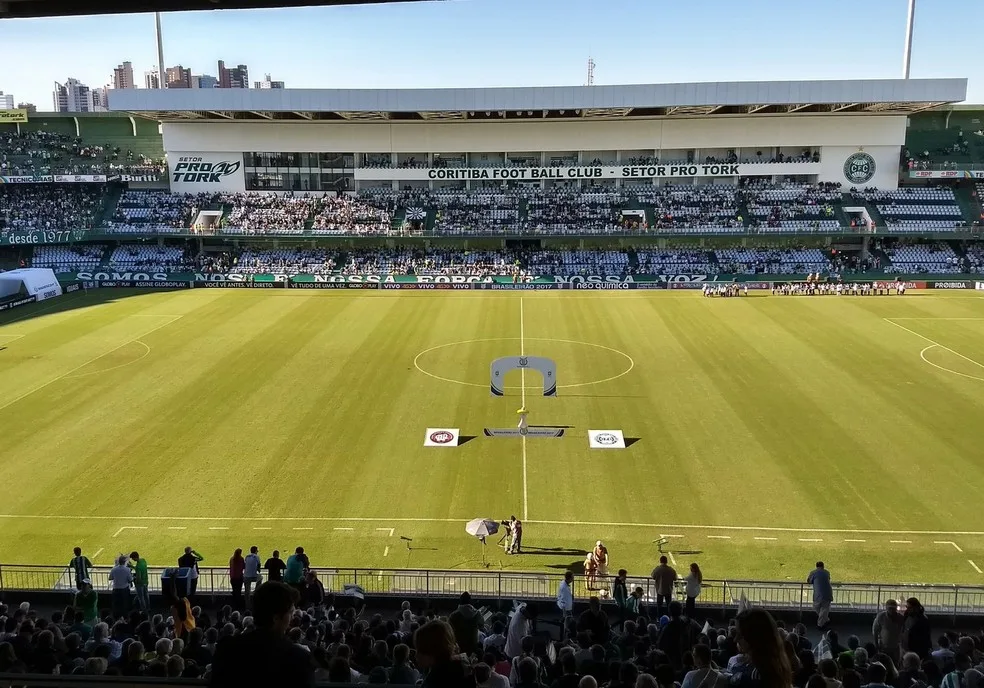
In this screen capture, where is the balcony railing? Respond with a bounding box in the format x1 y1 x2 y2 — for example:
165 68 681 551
3 564 984 619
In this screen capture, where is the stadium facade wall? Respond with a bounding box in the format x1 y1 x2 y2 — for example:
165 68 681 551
161 114 906 192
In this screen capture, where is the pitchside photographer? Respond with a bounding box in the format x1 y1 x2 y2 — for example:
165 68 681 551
499 516 523 554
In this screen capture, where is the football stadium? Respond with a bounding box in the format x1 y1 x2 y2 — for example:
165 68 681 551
9 2 984 680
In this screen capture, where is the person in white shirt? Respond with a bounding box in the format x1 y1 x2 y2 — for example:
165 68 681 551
109 555 133 618
557 571 575 627
504 603 533 659
684 562 703 619
243 546 262 603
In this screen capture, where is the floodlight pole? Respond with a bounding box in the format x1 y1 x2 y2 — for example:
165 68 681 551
902 0 915 78
155 12 166 89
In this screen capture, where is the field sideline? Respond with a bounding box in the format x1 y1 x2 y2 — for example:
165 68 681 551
2 288 984 585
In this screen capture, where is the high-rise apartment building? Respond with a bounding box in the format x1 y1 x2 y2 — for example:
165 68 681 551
144 69 161 89
52 79 94 112
112 61 135 89
165 65 193 89
0 92 14 109
217 60 249 89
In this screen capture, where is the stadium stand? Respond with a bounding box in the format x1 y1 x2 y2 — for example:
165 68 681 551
715 248 831 275
0 186 105 231
31 244 106 272
0 568 976 688
881 241 961 274
223 194 319 234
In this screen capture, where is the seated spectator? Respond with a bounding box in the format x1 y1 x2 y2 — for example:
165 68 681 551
415 619 476 688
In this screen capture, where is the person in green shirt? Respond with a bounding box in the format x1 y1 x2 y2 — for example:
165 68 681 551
284 547 308 587
130 551 150 613
74 579 99 623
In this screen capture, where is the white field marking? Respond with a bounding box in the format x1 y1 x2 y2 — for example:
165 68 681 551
5 513 984 536
0 315 183 413
376 527 395 537
520 298 529 522
253 527 271 531
754 537 778 541
936 541 964 552
890 540 913 544
208 527 229 531
112 526 147 538
844 539 867 543
383 546 390 557
667 552 677 566
63 340 152 379
91 548 104 561
970 560 983 574
799 538 823 542
919 345 984 383
0 334 25 342
333 527 354 531
886 318 984 373
413 337 634 390
661 534 684 538
707 535 731 540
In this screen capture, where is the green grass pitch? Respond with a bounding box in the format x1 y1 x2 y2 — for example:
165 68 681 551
2 288 984 586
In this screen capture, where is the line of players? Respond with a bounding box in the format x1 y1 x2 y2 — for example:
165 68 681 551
770 281 906 296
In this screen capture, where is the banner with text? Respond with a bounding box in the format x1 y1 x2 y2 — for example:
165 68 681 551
355 162 821 182
0 108 29 124
909 170 984 180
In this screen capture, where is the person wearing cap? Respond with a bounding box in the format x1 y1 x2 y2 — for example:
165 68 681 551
74 579 99 623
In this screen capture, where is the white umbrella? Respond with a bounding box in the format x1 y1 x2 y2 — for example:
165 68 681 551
465 518 499 537
466 518 500 568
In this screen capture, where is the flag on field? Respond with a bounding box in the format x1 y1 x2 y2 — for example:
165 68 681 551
406 207 426 220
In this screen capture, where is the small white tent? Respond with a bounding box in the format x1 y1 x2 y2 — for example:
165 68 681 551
0 268 63 302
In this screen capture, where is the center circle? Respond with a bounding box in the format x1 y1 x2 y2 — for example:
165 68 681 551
413 337 634 389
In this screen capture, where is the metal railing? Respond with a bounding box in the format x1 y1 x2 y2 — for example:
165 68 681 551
4 564 984 618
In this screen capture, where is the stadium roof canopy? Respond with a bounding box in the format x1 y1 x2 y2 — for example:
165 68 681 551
110 78 967 122
0 0 425 19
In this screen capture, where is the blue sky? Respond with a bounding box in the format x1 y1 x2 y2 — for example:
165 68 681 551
0 0 979 109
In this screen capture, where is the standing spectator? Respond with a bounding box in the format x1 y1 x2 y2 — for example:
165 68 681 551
178 547 204 598
612 569 628 623
505 604 534 659
69 547 93 590
74 579 99 623
681 644 728 688
229 549 245 609
449 592 483 656
285 547 307 589
264 550 286 582
685 563 703 619
512 518 524 554
902 598 932 660
415 619 476 688
210 581 315 687
872 599 904 667
129 551 150 614
304 570 325 607
626 587 644 618
171 592 195 639
592 542 609 584
731 609 793 688
808 561 833 630
651 556 677 618
243 547 261 604
109 555 133 619
476 661 510 688
658 602 698 670
557 572 575 629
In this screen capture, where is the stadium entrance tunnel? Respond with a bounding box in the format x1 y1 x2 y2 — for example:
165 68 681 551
413 337 634 391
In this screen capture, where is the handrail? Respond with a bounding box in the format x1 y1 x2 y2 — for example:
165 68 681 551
2 564 983 618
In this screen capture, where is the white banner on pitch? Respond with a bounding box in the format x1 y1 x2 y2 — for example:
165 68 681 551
424 428 460 447
588 430 626 449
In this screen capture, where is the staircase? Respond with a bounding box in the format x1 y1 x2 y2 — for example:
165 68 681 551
390 207 406 232
97 184 125 228
955 182 982 225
